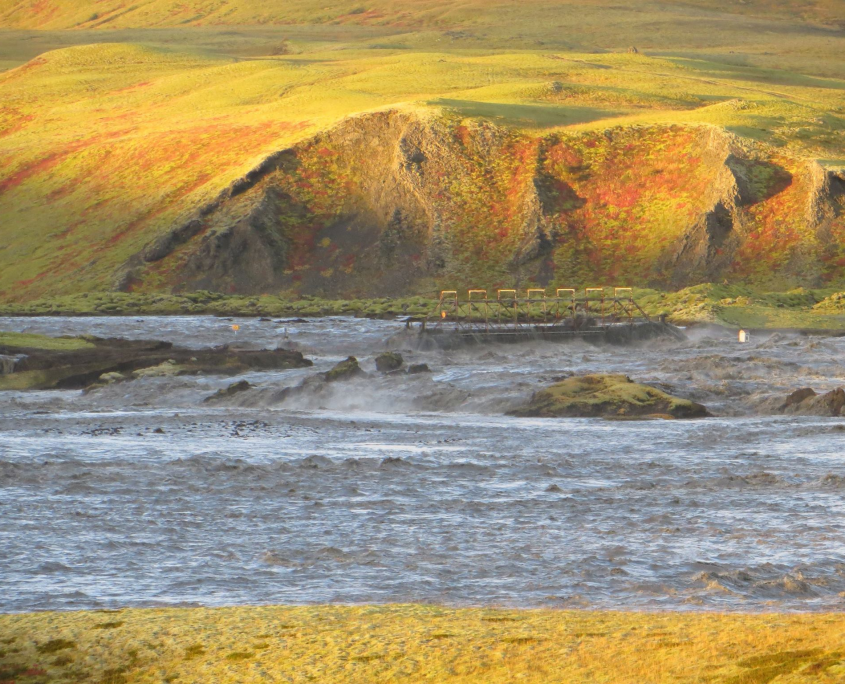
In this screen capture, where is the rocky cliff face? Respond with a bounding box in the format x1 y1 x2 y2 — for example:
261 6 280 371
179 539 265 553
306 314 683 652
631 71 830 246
116 110 845 296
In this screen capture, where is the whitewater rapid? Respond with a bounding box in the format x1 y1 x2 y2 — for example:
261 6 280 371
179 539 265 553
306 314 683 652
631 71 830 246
1 315 845 612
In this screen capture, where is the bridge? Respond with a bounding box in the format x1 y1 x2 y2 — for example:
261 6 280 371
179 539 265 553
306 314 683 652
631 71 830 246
398 287 678 348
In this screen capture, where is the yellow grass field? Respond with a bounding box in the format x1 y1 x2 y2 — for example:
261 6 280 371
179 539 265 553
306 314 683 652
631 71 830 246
2 605 845 683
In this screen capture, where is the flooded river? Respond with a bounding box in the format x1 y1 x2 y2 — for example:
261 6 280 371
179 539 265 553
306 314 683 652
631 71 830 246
1 316 845 612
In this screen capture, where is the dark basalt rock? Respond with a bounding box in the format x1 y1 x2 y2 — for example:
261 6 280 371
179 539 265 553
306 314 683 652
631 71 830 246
204 380 252 403
776 387 845 416
270 355 366 404
0 337 312 391
784 387 816 407
375 352 404 372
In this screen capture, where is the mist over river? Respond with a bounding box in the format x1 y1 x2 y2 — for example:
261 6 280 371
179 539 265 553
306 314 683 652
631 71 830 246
2 315 845 613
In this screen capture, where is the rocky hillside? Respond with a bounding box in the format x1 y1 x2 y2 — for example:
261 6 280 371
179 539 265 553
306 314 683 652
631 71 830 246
2 1 844 301
114 110 845 297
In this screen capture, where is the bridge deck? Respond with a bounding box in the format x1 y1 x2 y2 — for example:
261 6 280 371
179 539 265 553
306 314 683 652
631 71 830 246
396 288 679 349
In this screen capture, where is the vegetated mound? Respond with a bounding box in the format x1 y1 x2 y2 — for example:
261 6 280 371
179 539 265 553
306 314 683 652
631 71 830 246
508 374 710 419
113 109 845 297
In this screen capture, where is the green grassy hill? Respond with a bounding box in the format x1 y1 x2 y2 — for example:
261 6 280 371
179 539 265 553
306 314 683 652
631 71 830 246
0 0 844 300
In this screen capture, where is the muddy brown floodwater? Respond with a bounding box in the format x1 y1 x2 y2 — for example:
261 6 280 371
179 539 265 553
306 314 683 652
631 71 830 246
1 316 845 612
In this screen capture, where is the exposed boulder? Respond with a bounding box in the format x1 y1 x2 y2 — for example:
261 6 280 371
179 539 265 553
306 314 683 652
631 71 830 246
407 363 432 375
785 387 817 407
204 380 252 403
764 387 845 416
324 356 365 382
508 374 710 419
375 351 404 372
270 355 366 404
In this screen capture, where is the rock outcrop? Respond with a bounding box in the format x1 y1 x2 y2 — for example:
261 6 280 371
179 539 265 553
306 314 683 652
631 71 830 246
760 386 845 417
375 351 404 372
115 110 845 297
508 374 710 419
0 337 312 390
267 355 366 405
204 380 253 404
324 356 365 382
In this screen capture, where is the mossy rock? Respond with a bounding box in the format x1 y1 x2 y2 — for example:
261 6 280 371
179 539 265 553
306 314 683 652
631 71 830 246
375 352 403 372
509 374 710 420
324 356 364 382
204 380 252 403
131 360 182 379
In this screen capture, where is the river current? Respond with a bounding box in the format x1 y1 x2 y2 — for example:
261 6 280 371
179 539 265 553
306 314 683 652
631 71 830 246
1 315 845 613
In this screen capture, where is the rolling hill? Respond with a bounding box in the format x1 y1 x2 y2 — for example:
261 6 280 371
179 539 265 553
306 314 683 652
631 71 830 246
0 0 844 300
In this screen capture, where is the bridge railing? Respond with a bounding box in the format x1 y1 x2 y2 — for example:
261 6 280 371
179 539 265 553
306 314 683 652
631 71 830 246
426 287 650 331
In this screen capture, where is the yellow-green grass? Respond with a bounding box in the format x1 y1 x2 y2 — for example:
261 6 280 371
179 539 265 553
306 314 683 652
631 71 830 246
1 1 845 301
0 330 94 350
635 285 845 330
0 0 842 35
1 605 844 683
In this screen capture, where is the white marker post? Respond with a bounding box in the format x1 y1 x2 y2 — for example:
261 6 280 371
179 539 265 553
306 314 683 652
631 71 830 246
738 329 748 343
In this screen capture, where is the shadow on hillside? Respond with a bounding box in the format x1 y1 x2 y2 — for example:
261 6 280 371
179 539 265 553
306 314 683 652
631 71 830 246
430 99 622 129
737 159 793 204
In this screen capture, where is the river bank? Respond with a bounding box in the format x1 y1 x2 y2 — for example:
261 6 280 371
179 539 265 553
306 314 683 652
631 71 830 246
0 331 311 390
2 605 844 683
3 284 845 330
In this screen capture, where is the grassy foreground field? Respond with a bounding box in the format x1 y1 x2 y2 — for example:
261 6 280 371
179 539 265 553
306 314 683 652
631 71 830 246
1 605 844 683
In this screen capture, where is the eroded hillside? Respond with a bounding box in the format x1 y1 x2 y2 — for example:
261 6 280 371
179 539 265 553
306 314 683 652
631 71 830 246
114 110 845 296
2 17 845 300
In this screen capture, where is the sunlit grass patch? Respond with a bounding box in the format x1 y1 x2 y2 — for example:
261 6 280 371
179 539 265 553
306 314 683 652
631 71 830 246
1 605 844 683
0 331 95 350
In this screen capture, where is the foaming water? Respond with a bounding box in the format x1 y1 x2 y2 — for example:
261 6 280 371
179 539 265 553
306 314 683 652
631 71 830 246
1 316 845 612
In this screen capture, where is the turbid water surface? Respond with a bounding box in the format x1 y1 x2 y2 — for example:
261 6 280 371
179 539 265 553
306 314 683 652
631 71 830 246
1 316 845 612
